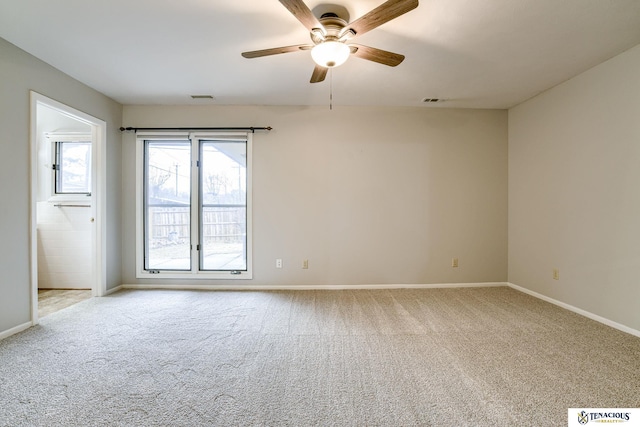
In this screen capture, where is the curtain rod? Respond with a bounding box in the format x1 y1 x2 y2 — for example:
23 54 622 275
120 126 272 133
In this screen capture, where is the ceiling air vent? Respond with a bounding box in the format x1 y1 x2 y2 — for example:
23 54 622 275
422 98 441 103
191 95 215 100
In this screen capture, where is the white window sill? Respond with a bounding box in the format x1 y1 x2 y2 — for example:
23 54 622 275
136 271 252 280
47 194 92 204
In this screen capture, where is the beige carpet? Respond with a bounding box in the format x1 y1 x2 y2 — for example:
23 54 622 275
1 287 638 426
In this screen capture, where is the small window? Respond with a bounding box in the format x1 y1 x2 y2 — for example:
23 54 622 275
54 140 92 194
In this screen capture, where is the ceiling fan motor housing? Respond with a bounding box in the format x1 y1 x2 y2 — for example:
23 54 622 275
311 13 350 45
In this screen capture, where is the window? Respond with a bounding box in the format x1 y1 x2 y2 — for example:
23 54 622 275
144 140 192 271
53 139 92 195
137 132 252 279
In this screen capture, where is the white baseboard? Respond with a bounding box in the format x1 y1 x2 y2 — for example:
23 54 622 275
0 321 32 341
118 282 509 292
508 282 640 338
104 285 124 296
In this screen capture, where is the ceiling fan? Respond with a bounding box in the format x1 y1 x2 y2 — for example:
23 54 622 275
241 0 419 83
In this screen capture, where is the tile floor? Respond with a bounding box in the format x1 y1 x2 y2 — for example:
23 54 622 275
38 289 92 318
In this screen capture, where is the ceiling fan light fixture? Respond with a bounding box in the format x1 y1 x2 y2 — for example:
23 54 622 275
311 41 350 68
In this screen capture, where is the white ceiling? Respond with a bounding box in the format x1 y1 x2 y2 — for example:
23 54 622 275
1 0 640 109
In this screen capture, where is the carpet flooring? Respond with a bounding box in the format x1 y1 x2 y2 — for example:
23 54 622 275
1 287 638 426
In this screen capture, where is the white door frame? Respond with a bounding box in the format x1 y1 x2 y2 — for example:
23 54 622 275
29 92 107 325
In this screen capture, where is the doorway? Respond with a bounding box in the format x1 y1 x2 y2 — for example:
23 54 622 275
30 92 106 324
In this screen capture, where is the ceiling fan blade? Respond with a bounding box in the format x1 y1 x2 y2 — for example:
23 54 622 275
279 0 325 33
347 0 419 37
349 44 405 66
242 44 312 58
310 65 328 83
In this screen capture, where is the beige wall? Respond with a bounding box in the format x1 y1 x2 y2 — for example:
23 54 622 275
123 105 508 286
0 37 122 335
509 44 640 331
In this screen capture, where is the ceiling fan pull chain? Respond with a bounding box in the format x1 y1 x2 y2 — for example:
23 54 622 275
330 68 333 110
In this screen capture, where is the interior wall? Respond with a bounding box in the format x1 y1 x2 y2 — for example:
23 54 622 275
509 43 640 331
0 37 122 335
122 105 508 287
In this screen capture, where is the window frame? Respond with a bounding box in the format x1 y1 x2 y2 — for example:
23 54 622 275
135 132 253 280
47 133 93 202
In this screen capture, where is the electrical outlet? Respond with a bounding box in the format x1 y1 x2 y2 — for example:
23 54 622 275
302 259 309 269
276 259 282 269
452 258 459 268
553 268 559 280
